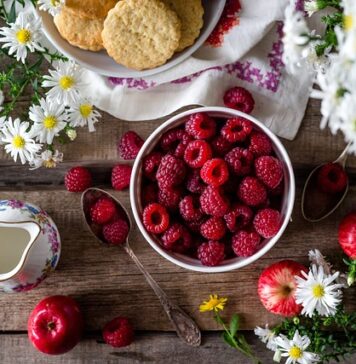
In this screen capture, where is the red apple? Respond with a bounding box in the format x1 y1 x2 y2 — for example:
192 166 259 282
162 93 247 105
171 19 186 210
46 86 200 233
339 212 356 259
28 295 84 355
258 260 307 317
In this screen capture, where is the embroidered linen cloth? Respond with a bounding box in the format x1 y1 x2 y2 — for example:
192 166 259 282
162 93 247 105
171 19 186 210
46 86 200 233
83 0 312 140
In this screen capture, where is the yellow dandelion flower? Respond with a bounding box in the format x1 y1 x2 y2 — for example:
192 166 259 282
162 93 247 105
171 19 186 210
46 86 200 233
199 294 228 312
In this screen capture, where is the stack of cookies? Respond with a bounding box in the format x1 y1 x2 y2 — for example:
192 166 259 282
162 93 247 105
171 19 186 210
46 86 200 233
54 0 204 70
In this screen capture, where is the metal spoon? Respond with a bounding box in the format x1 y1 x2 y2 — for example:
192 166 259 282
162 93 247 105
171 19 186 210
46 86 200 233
301 142 351 222
81 187 201 347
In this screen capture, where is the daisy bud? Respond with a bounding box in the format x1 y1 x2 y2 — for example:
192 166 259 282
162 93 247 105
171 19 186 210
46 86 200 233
273 349 282 363
67 129 77 141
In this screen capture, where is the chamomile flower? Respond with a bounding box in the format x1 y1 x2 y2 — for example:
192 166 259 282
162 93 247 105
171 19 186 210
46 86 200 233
254 325 277 351
30 149 63 169
42 61 85 104
274 330 320 364
37 0 65 16
67 98 101 132
199 294 227 312
29 97 68 144
343 0 356 32
0 12 44 63
295 264 344 317
304 1 323 17
0 117 41 164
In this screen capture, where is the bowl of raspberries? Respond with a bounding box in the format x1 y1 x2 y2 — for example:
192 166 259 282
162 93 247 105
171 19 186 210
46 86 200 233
130 107 295 272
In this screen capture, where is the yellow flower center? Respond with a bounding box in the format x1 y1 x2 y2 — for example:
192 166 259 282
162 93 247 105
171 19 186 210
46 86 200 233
12 135 25 149
344 15 353 31
43 159 56 168
43 116 57 130
289 346 303 360
59 76 74 90
79 104 93 118
16 29 31 44
312 284 325 298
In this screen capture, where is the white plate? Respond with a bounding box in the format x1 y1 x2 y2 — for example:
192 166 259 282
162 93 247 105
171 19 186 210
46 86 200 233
39 0 226 78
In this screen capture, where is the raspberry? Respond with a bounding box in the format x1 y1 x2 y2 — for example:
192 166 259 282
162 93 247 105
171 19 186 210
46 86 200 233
156 154 186 191
225 147 254 176
186 170 205 194
184 140 212 168
197 241 225 266
255 156 283 189
224 204 253 232
143 152 162 180
200 217 226 240
160 128 192 157
118 131 144 160
142 203 170 234
175 133 193 158
223 87 255 114
249 131 272 156
90 197 117 225
221 117 253 143
179 195 203 221
317 162 348 194
200 186 230 217
232 230 261 257
238 177 267 206
185 113 216 139
161 223 192 253
141 183 158 207
111 164 132 191
186 218 205 234
211 135 233 156
103 317 134 348
200 158 229 186
158 188 182 210
253 208 281 238
64 166 92 192
103 219 129 245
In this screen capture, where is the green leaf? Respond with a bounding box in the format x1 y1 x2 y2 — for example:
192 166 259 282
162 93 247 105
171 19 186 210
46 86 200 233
229 314 240 338
8 1 17 23
222 332 237 349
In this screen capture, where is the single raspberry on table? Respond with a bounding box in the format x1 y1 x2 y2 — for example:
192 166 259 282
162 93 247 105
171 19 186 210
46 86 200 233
200 185 230 217
156 154 186 191
160 128 192 157
158 187 182 210
223 87 255 114
103 317 134 348
185 113 216 139
249 131 272 156
179 195 203 221
184 140 212 168
200 217 226 240
225 147 254 176
90 197 117 225
317 162 348 194
161 223 192 253
255 156 283 189
142 203 170 234
221 117 253 143
238 176 267 206
111 164 132 191
142 152 162 180
253 208 281 238
197 241 225 266
186 169 206 194
200 158 229 187
141 183 158 207
118 131 144 160
224 204 253 232
103 219 129 245
232 230 261 257
64 166 92 192
211 135 233 156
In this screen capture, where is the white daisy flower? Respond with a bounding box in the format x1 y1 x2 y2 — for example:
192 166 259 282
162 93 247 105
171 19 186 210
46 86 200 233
304 1 320 17
295 264 344 317
29 97 68 144
343 0 356 32
67 98 101 132
37 0 65 16
254 325 277 351
274 330 320 364
0 115 7 144
30 149 63 169
42 61 85 105
0 11 44 63
0 117 41 164
66 128 77 141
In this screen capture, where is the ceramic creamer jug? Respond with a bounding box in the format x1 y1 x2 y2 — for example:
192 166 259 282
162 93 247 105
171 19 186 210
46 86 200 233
0 200 61 293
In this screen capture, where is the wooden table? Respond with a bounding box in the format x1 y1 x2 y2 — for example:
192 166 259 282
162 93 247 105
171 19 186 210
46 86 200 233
0 98 355 363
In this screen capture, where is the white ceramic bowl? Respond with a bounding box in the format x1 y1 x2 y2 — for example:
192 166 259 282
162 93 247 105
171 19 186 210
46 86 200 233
39 0 226 78
130 107 295 273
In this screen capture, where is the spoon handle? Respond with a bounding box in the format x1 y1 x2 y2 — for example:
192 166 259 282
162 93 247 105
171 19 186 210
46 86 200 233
334 142 352 167
123 243 201 347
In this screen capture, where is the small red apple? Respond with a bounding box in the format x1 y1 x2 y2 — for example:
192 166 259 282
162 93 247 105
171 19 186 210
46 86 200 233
338 212 356 259
28 295 84 355
258 260 307 317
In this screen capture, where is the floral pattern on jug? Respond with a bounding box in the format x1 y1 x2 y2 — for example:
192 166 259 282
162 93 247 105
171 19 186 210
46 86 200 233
0 200 61 293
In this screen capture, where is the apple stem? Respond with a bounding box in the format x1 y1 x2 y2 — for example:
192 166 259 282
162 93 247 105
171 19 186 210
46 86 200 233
47 321 56 331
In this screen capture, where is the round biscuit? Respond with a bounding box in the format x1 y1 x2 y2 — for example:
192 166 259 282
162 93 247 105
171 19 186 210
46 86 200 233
65 0 118 20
